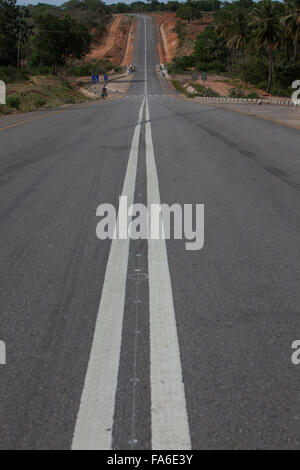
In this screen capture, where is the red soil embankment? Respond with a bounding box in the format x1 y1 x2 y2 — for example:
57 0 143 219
87 15 134 67
153 12 178 63
153 12 214 63
121 19 136 66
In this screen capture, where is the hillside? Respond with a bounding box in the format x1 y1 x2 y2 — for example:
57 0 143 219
153 12 215 63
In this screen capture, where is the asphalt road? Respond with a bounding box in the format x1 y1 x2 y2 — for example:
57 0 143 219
1 15 300 450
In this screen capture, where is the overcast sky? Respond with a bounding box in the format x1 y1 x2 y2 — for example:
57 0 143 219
17 0 165 4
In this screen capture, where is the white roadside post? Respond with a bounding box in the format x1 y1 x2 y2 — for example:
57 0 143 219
0 340 6 365
0 80 6 105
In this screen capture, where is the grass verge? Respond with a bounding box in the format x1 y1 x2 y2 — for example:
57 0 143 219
0 75 92 116
171 79 186 95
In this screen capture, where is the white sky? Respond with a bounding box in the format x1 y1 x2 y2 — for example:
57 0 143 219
17 0 170 5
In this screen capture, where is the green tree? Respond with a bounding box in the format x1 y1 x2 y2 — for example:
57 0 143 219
226 10 249 66
250 1 281 93
167 1 180 12
0 0 29 67
283 0 300 63
112 3 131 13
130 2 146 13
193 25 226 70
33 14 92 75
218 8 250 90
176 2 203 23
215 7 237 71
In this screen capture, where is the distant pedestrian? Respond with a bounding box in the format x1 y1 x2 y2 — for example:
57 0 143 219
102 85 107 99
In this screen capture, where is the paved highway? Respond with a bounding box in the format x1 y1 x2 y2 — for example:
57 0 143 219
1 15 300 450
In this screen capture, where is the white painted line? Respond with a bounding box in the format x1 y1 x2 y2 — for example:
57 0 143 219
72 97 146 450
145 98 191 450
144 16 148 97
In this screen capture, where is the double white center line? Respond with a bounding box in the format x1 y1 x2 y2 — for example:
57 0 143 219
72 97 145 451
72 15 191 451
72 96 191 450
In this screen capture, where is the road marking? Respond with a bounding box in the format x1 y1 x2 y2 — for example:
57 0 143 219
72 97 146 450
144 16 148 97
145 98 191 450
0 111 64 132
73 15 190 450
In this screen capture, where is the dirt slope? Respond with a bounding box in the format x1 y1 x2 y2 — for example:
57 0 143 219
87 14 134 67
153 12 214 63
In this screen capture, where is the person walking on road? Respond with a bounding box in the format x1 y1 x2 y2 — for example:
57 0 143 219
102 85 107 99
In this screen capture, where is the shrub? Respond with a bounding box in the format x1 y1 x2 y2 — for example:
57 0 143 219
195 60 225 74
243 57 268 86
193 83 220 97
269 85 290 97
173 20 186 47
63 97 76 104
34 96 47 108
171 79 186 94
229 87 243 98
228 88 260 99
6 96 21 109
273 60 300 95
168 55 194 74
0 66 29 83
246 92 260 99
26 64 53 76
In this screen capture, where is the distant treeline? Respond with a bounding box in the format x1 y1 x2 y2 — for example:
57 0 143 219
108 1 220 14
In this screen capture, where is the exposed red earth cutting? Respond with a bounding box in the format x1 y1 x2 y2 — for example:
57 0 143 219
121 19 136 67
87 14 134 67
152 12 214 63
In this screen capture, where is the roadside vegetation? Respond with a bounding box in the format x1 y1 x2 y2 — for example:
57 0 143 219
167 0 300 97
171 78 186 93
174 20 187 48
1 76 89 115
192 83 220 96
2 0 299 113
0 0 113 115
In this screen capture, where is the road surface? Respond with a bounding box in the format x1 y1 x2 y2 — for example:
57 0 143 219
1 15 300 450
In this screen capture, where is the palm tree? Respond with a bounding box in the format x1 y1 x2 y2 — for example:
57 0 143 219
226 9 249 93
283 0 300 63
250 1 281 93
216 13 235 71
203 34 225 59
227 10 249 65
216 8 249 91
